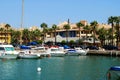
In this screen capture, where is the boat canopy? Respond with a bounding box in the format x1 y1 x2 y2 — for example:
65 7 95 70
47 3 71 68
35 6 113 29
109 66 120 71
20 45 31 49
28 41 38 45
63 45 70 49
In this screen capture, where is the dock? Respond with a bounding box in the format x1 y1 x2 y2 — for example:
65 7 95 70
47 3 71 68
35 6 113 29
87 50 120 57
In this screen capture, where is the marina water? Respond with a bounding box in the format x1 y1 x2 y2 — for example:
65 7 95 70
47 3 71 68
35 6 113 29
0 56 120 80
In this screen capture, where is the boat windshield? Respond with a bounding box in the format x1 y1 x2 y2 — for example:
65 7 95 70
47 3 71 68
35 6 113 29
35 48 45 50
51 48 59 51
5 47 14 51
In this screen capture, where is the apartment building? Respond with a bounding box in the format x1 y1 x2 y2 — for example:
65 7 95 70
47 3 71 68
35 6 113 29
0 23 11 44
45 20 111 45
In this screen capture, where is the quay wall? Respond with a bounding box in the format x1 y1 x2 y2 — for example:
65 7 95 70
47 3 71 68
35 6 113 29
87 50 120 57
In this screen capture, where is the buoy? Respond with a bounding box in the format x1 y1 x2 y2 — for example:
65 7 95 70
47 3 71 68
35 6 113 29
37 67 41 72
37 54 40 57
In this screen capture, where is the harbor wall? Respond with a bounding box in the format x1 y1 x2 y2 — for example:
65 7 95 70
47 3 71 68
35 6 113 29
87 50 120 57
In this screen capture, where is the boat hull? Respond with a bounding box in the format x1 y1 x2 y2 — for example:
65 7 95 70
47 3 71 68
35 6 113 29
18 54 39 59
66 50 87 56
65 52 80 56
50 53 65 57
0 54 18 59
47 47 65 57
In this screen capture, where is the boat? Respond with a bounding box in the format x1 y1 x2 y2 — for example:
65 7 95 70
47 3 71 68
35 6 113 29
0 44 19 59
31 46 51 57
47 47 65 57
65 47 88 56
18 50 40 59
106 66 120 80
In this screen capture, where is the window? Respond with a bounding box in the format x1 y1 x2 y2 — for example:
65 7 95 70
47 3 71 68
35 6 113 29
0 47 4 50
5 47 14 51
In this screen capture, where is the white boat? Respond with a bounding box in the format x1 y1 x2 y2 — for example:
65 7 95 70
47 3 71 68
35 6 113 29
18 50 40 59
65 47 88 56
0 44 19 59
107 66 120 80
31 46 51 57
47 47 65 57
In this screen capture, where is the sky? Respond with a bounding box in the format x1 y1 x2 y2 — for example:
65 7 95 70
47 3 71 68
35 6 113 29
0 0 120 28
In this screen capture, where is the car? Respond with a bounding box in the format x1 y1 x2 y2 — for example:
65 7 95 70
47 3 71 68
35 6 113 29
102 45 118 50
86 46 99 50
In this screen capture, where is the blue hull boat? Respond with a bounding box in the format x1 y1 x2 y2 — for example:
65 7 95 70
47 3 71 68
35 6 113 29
107 66 120 80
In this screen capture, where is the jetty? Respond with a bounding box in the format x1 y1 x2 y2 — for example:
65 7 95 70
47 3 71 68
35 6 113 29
87 50 120 57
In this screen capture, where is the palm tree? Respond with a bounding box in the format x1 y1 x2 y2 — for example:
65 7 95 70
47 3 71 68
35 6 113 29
90 21 98 46
0 28 4 32
22 29 31 44
5 24 11 43
107 28 113 45
63 24 70 44
83 25 90 40
114 16 120 46
97 27 107 46
30 29 41 41
10 30 21 45
5 24 11 30
40 23 48 44
76 22 84 44
108 16 116 45
118 16 120 42
52 24 57 45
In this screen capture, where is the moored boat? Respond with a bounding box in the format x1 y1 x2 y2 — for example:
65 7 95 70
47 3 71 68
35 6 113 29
47 47 65 57
0 44 19 59
65 47 88 56
31 46 51 57
107 66 120 80
18 50 40 59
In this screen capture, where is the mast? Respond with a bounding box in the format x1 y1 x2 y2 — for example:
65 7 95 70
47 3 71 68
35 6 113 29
20 0 24 45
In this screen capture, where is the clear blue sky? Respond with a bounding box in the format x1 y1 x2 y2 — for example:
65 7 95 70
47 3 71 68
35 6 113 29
0 0 120 28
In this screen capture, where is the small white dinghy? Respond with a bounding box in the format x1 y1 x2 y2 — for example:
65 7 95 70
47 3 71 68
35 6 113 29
18 50 40 59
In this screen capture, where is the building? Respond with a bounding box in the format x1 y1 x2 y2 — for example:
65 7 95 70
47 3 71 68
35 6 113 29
45 20 111 45
0 23 11 44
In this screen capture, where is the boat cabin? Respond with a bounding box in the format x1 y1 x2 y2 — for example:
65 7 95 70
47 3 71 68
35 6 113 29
0 45 15 52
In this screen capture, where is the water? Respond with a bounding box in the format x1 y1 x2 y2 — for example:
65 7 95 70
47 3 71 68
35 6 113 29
0 56 120 80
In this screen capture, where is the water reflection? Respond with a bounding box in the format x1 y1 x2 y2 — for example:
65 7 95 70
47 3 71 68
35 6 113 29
78 55 87 60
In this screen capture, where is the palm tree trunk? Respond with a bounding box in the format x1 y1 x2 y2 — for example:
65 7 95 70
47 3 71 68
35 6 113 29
79 28 80 45
85 32 88 46
93 30 95 46
42 32 45 44
66 30 68 45
55 30 56 45
112 24 114 46
118 22 120 47
93 31 95 46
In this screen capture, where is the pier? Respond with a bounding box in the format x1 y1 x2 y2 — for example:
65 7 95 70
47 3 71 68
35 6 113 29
87 50 120 57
